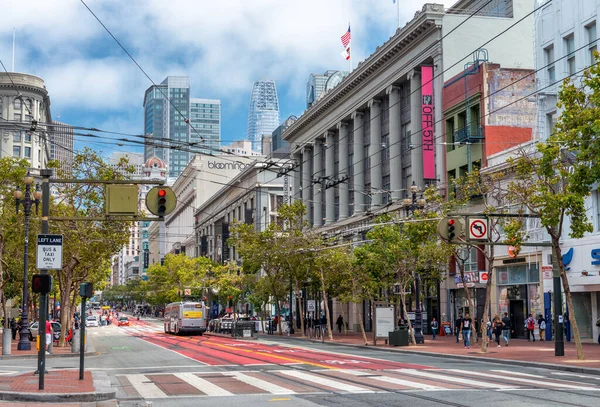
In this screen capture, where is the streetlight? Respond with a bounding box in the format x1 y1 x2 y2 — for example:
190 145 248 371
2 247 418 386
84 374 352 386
403 180 426 344
14 172 41 351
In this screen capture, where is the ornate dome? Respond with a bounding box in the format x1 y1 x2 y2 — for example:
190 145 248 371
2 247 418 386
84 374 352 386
144 156 166 169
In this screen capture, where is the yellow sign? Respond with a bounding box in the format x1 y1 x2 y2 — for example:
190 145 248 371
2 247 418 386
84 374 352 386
183 311 203 319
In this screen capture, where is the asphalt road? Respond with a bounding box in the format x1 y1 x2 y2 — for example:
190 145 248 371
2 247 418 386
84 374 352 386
1 317 599 407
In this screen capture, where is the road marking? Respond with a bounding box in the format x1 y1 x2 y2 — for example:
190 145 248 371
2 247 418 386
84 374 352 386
279 370 373 393
223 372 295 394
447 369 599 390
490 370 544 378
396 369 512 389
127 374 168 399
175 372 233 396
341 370 444 390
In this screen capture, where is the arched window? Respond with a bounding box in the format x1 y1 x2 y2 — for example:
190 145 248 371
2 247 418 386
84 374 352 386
0 98 3 118
24 99 33 121
14 98 21 110
13 98 22 122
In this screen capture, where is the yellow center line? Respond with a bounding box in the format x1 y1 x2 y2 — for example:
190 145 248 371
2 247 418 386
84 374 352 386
209 341 335 369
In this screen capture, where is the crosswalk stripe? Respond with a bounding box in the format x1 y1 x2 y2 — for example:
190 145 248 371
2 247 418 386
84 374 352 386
490 370 542 378
552 372 600 380
395 369 513 389
279 370 373 393
175 372 233 396
447 369 599 390
341 369 444 390
223 372 295 394
127 374 168 399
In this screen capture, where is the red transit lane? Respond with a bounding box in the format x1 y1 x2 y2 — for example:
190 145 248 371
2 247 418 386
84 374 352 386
133 333 429 370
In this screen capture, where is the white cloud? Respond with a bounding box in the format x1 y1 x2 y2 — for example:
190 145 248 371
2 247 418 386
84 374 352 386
1 0 458 126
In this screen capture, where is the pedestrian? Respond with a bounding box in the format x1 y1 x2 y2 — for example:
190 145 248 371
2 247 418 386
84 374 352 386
455 313 463 343
538 314 546 341
501 312 512 346
461 312 473 349
526 314 536 342
431 317 439 340
493 314 503 348
10 318 17 340
336 315 344 334
486 319 492 343
45 319 52 355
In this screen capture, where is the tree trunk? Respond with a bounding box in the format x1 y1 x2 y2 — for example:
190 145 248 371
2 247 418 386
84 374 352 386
554 240 584 360
275 299 283 335
0 238 6 329
458 260 473 314
318 269 333 341
480 246 494 353
400 291 416 345
357 306 368 345
261 302 267 333
370 297 377 346
295 281 305 337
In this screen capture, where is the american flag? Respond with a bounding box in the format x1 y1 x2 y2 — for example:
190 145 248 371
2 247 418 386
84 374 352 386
340 25 351 48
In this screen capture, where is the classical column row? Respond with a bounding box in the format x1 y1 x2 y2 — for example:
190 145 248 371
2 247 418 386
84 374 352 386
293 70 438 227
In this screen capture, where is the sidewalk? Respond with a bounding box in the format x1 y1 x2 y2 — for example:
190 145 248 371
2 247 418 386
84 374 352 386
0 336 80 360
262 329 600 374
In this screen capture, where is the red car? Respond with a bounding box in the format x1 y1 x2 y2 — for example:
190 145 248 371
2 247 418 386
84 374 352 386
118 317 130 326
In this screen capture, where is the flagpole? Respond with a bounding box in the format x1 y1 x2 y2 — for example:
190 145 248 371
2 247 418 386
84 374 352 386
348 21 352 72
397 1 400 28
12 28 15 72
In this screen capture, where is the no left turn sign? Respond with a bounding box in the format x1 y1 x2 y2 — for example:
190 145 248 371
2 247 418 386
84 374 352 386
469 219 488 240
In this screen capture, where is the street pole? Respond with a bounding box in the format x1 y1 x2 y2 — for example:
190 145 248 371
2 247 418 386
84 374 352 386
552 245 564 356
80 298 86 380
15 173 41 351
36 169 52 389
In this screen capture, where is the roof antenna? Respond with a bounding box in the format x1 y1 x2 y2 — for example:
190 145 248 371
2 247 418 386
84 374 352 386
12 28 16 72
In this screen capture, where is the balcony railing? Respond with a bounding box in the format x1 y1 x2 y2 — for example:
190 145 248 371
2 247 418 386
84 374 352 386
454 125 484 144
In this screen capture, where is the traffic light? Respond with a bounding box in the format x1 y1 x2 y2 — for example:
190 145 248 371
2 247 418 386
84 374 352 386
157 188 167 216
448 218 456 240
80 282 93 298
32 274 52 294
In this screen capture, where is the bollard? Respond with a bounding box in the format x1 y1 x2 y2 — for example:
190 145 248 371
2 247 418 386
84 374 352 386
72 329 80 353
2 329 11 355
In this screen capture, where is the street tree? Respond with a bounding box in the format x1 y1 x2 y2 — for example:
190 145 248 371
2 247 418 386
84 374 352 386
506 60 600 360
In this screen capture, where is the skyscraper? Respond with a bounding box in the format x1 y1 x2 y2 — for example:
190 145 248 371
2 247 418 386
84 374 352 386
306 70 349 108
190 98 221 154
50 121 74 175
246 80 279 152
143 76 190 179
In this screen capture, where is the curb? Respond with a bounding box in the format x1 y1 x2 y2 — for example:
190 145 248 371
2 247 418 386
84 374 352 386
260 335 600 376
0 350 97 360
205 332 258 340
0 371 116 403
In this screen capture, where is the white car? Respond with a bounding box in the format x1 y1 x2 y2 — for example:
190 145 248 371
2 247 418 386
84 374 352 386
85 316 99 327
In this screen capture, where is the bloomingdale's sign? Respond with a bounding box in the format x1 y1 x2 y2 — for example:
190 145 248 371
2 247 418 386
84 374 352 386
207 161 249 171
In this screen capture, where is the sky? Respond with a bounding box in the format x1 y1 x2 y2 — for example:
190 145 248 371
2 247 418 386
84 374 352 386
0 0 458 158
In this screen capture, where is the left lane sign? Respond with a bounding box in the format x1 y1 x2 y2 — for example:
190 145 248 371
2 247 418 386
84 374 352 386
37 234 63 270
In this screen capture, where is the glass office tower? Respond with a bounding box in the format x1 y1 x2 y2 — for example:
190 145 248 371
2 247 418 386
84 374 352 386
246 80 279 152
190 98 221 154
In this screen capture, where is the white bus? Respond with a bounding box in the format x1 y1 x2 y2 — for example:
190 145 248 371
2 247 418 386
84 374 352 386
164 302 207 335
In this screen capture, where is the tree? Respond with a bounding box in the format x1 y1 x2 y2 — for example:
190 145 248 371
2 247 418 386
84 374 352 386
505 58 600 360
50 148 132 345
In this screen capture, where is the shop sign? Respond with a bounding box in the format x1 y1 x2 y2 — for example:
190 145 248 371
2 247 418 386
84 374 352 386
453 272 479 284
457 283 475 288
479 271 488 283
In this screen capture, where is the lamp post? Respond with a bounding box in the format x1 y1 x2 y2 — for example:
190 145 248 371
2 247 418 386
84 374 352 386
14 172 41 351
403 181 426 344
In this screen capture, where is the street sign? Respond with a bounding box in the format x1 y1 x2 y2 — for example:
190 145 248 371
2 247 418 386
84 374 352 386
542 265 553 279
307 300 316 312
468 218 488 240
479 271 489 283
184 288 191 296
36 234 63 270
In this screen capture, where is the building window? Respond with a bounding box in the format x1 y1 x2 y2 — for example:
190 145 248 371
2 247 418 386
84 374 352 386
546 111 558 138
587 22 597 63
564 35 575 75
13 146 21 157
24 132 31 142
24 147 31 158
545 45 555 82
13 132 21 142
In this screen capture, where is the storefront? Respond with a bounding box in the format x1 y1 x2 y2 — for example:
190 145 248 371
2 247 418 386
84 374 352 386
449 271 486 330
496 262 541 339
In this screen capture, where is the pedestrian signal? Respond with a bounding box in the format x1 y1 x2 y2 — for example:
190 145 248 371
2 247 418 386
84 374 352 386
32 274 52 294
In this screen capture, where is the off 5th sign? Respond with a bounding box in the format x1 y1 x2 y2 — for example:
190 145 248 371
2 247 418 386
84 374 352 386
37 234 63 270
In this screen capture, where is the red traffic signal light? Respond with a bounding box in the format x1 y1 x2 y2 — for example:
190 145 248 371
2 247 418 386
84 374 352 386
157 189 167 216
32 274 52 294
448 219 456 240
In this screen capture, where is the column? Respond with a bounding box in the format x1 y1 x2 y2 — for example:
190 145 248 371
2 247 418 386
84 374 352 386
409 70 424 188
325 131 335 225
369 99 382 209
301 146 311 224
352 111 365 215
337 122 349 220
292 151 302 202
313 140 323 228
387 85 402 201
434 52 445 189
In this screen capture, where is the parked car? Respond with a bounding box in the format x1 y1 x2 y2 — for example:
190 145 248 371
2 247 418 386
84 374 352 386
220 317 234 333
86 316 99 327
117 317 129 327
28 321 61 341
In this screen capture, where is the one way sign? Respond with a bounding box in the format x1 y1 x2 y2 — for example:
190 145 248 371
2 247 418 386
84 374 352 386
36 234 63 270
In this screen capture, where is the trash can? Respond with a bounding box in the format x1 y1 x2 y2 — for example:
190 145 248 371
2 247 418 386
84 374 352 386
232 321 255 338
389 326 409 346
